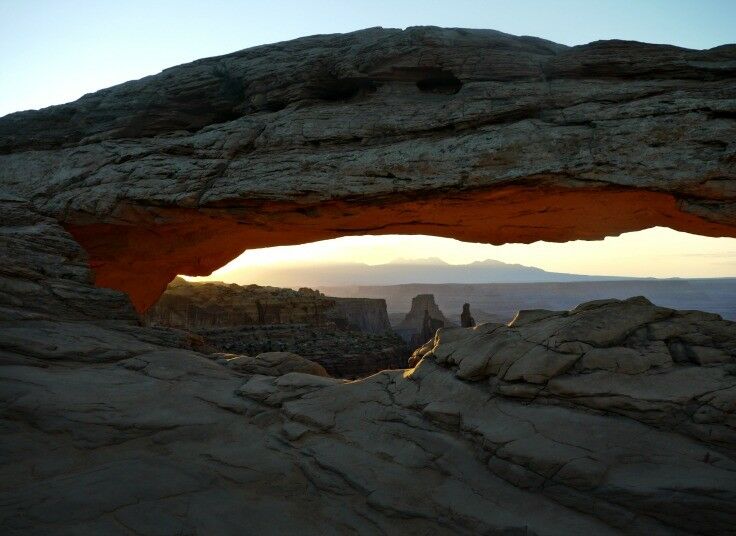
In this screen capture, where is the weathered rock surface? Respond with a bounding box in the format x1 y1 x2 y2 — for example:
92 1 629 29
411 297 736 450
142 277 406 377
1 27 734 310
224 351 329 377
2 26 736 535
1 200 735 532
2 296 735 534
203 324 408 379
145 276 394 334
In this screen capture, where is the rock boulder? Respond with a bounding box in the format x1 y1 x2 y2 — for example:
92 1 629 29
225 351 330 377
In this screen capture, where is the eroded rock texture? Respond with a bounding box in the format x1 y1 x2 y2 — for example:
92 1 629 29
145 277 394 334
1 27 734 310
142 277 406 377
396 293 453 345
1 26 736 535
2 295 735 535
224 351 330 378
411 297 736 449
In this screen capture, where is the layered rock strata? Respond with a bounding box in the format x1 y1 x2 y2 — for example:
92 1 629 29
1 296 735 534
141 277 405 377
2 26 736 535
144 277 393 334
144 277 335 328
0 27 734 310
325 297 393 334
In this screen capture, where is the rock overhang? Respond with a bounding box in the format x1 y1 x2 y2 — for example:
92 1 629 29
0 26 734 312
1 28 736 535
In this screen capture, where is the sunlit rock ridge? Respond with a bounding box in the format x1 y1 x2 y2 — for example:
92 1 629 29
0 27 735 535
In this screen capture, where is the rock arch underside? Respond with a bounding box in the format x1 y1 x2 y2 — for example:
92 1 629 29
2 27 736 535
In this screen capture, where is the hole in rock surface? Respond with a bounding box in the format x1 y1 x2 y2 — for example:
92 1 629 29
415 69 463 94
66 184 736 316
309 76 378 102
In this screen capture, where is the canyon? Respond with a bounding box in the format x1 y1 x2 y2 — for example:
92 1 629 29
324 278 736 325
144 277 407 378
145 277 394 334
1 26 735 535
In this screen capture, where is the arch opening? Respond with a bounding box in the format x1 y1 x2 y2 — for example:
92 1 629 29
64 183 736 314
138 224 736 379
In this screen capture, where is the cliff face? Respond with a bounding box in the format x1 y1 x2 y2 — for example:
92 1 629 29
398 294 450 328
325 297 393 334
396 294 454 345
141 277 405 377
143 277 335 329
143 277 393 334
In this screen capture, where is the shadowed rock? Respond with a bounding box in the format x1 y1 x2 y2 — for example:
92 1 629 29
142 277 407 377
2 27 736 535
1 27 734 310
2 295 734 534
144 276 393 334
225 351 330 377
460 303 475 327
397 294 451 340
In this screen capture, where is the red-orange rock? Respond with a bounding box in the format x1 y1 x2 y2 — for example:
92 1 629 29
1 27 734 314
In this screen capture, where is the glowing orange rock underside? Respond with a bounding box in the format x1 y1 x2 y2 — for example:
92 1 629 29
65 185 736 313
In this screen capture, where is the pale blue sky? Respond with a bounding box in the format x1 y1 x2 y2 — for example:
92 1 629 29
2 1 735 277
2 0 735 116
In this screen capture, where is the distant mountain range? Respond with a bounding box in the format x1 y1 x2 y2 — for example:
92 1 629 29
219 257 640 288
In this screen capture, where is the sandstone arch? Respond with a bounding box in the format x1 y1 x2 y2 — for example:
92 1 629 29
2 28 736 535
1 27 734 312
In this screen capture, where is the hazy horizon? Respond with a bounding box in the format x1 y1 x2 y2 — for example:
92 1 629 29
184 227 736 287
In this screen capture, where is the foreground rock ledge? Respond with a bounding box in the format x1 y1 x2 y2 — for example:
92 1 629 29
1 26 735 310
1 297 735 534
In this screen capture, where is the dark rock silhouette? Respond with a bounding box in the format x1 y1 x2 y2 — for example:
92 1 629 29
420 308 445 347
396 294 452 346
461 303 476 328
143 278 407 377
